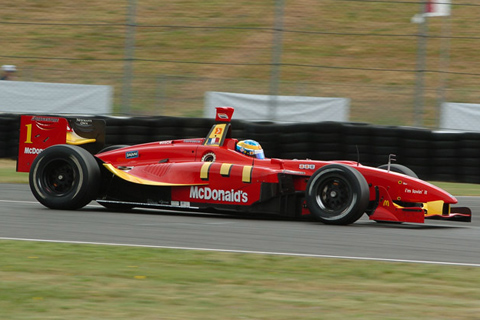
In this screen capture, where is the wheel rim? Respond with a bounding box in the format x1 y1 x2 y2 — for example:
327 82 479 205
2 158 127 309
314 175 355 218
42 159 76 195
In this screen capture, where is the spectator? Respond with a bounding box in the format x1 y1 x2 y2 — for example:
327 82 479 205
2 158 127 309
1 65 17 80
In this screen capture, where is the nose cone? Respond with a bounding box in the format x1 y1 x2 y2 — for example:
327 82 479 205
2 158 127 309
358 166 458 204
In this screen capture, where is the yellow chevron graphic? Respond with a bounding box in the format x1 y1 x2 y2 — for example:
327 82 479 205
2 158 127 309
220 163 233 176
242 166 253 183
200 162 213 180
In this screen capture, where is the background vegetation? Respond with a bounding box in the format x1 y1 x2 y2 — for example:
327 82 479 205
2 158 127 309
2 1 480 126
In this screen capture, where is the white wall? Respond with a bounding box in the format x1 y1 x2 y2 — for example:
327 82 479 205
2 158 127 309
205 91 349 122
0 81 112 115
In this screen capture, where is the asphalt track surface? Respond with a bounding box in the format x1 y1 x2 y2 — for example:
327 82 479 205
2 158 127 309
1 183 480 266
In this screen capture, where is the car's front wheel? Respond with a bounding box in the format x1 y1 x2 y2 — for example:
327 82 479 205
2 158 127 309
306 164 370 225
29 145 100 210
377 163 418 178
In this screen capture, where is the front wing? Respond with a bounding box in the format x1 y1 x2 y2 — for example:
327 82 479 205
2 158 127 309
368 186 471 223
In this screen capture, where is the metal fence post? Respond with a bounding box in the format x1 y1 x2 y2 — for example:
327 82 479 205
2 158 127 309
413 2 428 127
268 0 285 121
121 0 137 115
436 14 452 129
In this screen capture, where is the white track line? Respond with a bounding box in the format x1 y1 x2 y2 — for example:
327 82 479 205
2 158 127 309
0 199 38 204
0 199 103 208
1 236 479 267
2 198 478 267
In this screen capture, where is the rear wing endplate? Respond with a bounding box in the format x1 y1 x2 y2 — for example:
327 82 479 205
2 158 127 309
17 115 105 172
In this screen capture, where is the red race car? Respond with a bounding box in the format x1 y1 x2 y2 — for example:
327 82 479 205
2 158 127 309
17 107 471 225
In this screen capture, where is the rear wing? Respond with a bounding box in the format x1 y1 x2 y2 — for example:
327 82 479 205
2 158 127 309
17 115 105 172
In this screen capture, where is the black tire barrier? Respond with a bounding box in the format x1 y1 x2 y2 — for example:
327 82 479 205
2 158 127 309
4 113 480 184
459 165 480 184
1 115 18 159
230 120 248 141
244 122 280 158
341 123 373 165
148 117 184 142
311 142 344 159
0 141 6 158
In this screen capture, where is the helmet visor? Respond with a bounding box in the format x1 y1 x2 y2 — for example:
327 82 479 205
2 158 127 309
254 149 265 159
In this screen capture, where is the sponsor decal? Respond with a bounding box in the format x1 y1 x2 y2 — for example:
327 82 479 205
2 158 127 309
75 118 93 126
183 139 202 144
158 141 172 145
189 186 248 203
126 150 139 159
405 188 427 195
218 113 229 120
171 201 191 207
383 200 390 207
24 147 44 155
31 116 59 122
299 164 315 170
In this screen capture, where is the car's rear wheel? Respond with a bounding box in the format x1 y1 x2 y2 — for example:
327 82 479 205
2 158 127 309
29 145 100 210
306 164 370 225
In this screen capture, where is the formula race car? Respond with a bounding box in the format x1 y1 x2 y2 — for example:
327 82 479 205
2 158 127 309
17 107 471 225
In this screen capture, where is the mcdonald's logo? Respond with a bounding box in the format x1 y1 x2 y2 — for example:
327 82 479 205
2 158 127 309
383 200 390 207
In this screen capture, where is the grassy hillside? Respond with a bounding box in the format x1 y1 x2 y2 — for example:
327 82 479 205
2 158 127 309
2 1 480 126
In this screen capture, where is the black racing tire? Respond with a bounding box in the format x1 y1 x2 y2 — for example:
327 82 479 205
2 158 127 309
97 144 130 154
29 145 101 210
377 164 418 179
306 164 370 225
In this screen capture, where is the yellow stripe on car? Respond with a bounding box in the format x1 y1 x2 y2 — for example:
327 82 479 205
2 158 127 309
242 166 253 183
103 163 206 186
220 163 233 176
66 131 96 145
200 162 213 180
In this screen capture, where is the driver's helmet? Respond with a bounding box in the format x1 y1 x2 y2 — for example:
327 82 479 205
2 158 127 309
236 140 265 159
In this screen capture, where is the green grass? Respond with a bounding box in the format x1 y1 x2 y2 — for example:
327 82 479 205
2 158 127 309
1 240 480 320
0 169 29 184
429 181 480 197
0 160 29 183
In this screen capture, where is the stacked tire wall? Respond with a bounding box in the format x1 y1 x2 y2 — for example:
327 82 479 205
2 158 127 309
0 114 20 159
2 113 480 183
